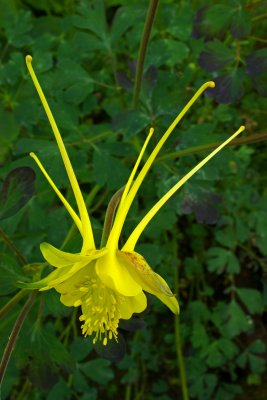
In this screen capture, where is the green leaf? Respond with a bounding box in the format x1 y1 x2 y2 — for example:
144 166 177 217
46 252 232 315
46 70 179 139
4 10 33 47
196 4 234 38
231 8 252 39
188 301 211 321
208 70 245 104
0 106 20 161
215 228 237 249
207 247 240 274
80 359 114 385
93 149 129 190
249 339 266 354
47 379 70 400
199 39 235 72
112 110 150 137
32 323 71 368
70 337 93 362
73 0 107 41
0 167 35 220
189 371 218 400
0 253 25 294
72 369 90 394
247 47 267 97
147 39 189 67
215 383 242 400
163 3 193 41
237 340 266 373
0 0 17 26
191 322 209 349
110 5 142 44
224 300 251 338
204 338 238 368
236 288 263 314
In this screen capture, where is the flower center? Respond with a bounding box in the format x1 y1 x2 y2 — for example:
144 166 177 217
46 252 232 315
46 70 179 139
78 270 124 345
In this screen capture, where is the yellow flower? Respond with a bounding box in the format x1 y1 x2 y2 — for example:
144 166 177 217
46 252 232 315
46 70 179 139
24 55 244 345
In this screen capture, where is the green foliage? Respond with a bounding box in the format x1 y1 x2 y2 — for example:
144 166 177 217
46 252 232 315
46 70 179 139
195 0 267 102
0 0 267 399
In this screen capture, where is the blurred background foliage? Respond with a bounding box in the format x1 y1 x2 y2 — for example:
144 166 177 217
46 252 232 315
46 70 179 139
0 0 267 399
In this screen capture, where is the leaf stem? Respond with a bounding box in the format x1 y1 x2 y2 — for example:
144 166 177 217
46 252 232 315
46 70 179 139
0 291 37 387
0 228 27 266
0 289 29 321
125 384 132 400
252 12 267 21
132 0 159 108
156 132 267 163
173 239 189 400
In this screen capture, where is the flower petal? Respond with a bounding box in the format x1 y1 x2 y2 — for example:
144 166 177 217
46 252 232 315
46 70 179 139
19 250 103 291
57 266 92 306
40 242 87 267
119 291 147 320
153 273 179 314
119 251 179 314
95 251 142 297
120 251 174 296
40 242 108 268
156 291 180 314
18 265 71 290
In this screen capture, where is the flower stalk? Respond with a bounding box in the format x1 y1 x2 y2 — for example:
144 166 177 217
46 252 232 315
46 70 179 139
132 0 159 108
0 292 37 387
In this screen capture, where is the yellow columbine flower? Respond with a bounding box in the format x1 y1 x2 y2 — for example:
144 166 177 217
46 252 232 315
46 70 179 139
24 55 245 345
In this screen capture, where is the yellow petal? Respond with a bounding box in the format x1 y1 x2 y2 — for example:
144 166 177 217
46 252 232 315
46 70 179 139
40 242 108 268
30 152 83 235
56 267 92 306
123 125 245 251
18 265 71 291
156 291 180 314
41 259 90 289
21 250 103 291
107 82 215 250
119 291 147 319
40 242 87 267
120 251 174 297
26 55 95 250
118 128 154 210
95 251 142 297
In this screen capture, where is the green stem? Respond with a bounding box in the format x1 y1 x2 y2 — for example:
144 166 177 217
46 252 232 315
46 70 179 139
16 378 31 400
0 291 37 387
174 241 189 400
132 0 159 108
100 186 125 247
0 228 26 266
156 132 267 163
0 289 29 321
249 35 267 44
125 385 132 400
252 12 267 21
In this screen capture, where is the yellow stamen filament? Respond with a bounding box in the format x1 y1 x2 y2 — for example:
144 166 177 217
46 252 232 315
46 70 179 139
123 125 245 251
26 55 95 250
30 152 83 235
107 81 215 249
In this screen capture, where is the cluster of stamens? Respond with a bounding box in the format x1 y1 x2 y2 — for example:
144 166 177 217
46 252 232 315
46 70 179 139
75 271 123 346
